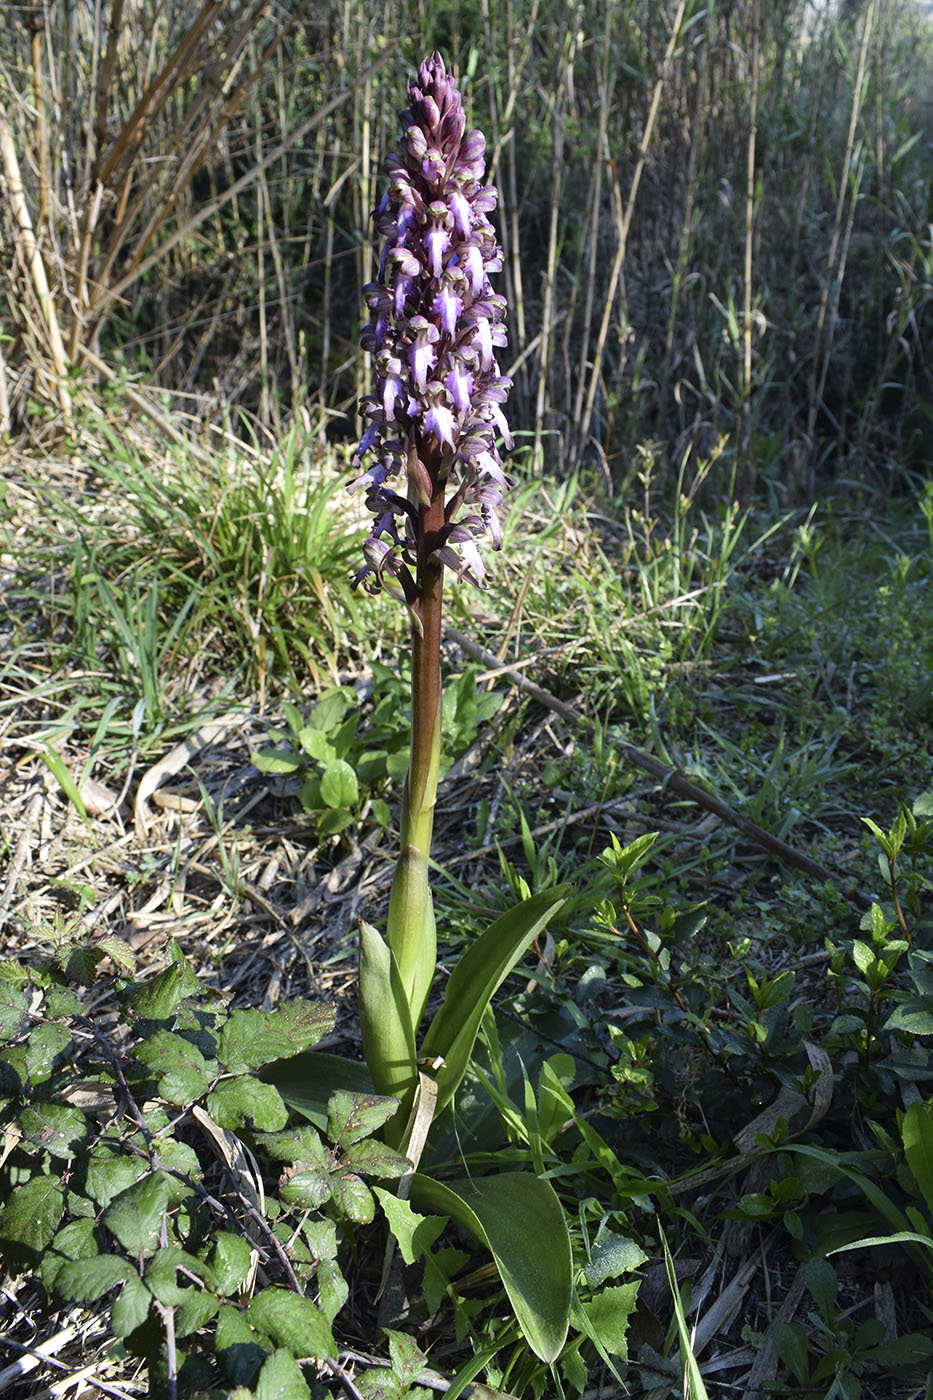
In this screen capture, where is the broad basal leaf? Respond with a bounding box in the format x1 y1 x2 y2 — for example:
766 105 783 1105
420 885 569 1113
410 1172 572 1363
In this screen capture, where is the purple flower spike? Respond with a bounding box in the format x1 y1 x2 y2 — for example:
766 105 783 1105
351 52 512 596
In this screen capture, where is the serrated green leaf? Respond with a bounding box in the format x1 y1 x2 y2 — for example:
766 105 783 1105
126 962 201 1021
255 1124 326 1164
176 1287 221 1338
0 1174 64 1253
913 790 933 818
279 1168 332 1209
342 1138 410 1179
208 1076 288 1131
104 1172 170 1256
330 1172 375 1223
143 1248 214 1305
216 1304 269 1386
255 1348 311 1400
0 979 28 1036
212 1232 254 1293
903 1102 933 1217
19 1102 89 1159
581 1283 638 1358
219 1001 335 1073
56 1253 133 1301
248 1287 335 1360
319 760 358 810
41 1217 100 1290
135 1029 214 1104
94 936 136 976
374 1191 446 1266
316 1259 348 1325
302 1217 338 1261
6 1021 72 1084
410 1172 572 1363
153 1135 202 1202
112 1275 152 1337
327 1090 400 1149
421 886 570 1113
0 961 30 987
583 1232 648 1287
85 1143 148 1207
45 987 83 1017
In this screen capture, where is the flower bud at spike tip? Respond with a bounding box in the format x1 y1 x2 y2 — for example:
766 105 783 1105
350 52 512 597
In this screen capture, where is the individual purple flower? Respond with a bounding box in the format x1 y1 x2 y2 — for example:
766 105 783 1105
350 52 512 597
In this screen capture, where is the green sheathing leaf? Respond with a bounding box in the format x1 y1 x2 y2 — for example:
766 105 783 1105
902 1102 933 1218
359 919 417 1101
410 1173 572 1363
420 886 569 1113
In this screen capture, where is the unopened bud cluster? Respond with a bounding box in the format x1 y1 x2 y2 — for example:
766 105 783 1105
350 53 512 597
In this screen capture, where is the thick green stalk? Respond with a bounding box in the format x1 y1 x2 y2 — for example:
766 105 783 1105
385 463 445 1031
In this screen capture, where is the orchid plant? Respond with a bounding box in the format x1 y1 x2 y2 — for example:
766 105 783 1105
346 54 572 1360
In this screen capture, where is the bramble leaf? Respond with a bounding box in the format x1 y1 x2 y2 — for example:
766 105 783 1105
247 1287 335 1360
135 1030 215 1104
219 1002 336 1073
327 1090 400 1149
56 1253 134 1301
208 1076 288 1131
112 1275 152 1336
0 1174 64 1254
19 1102 89 1158
104 1172 170 1256
255 1347 311 1400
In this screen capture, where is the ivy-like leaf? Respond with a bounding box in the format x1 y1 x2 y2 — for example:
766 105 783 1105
0 1174 64 1254
219 1001 336 1073
326 1091 400 1149
135 1030 215 1104
255 1347 311 1400
19 1102 90 1159
56 1253 134 1301
103 1172 170 1256
247 1287 335 1361
319 760 358 810
580 1283 638 1358
583 1232 648 1288
208 1076 288 1132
